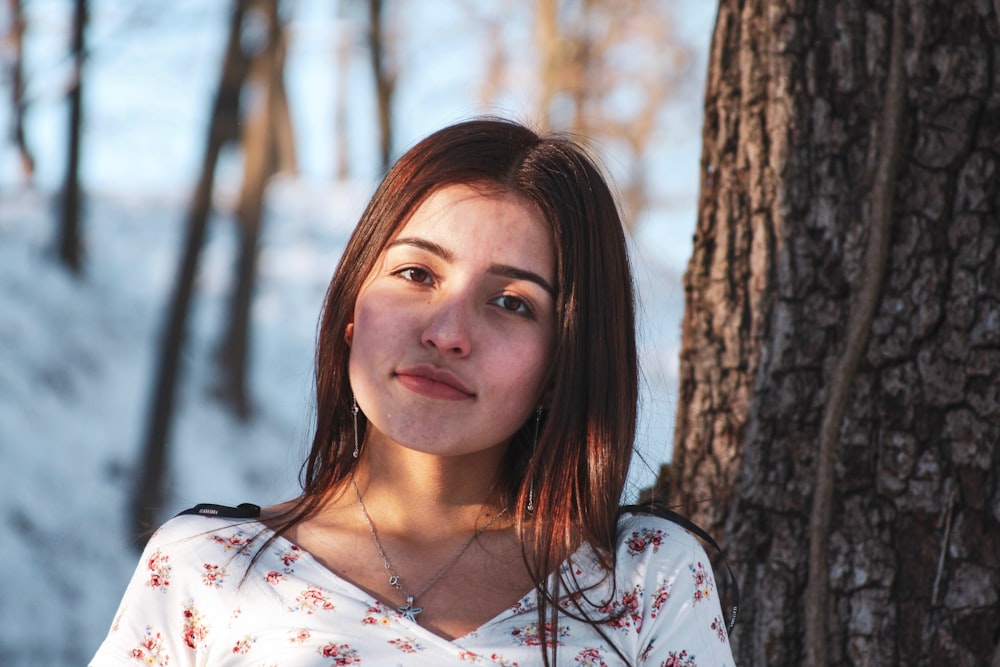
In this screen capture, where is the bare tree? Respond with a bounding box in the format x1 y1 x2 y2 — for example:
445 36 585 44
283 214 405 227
215 0 296 419
56 0 87 274
4 0 34 181
133 0 252 539
669 1 1000 665
333 15 353 181
484 0 691 228
365 0 395 173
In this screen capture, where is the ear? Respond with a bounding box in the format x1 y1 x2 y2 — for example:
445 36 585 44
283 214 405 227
345 322 354 346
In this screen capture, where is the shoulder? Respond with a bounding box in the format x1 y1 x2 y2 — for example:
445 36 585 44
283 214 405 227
140 511 268 562
615 509 710 562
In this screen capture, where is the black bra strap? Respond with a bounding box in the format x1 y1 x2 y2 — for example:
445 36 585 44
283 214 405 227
621 503 740 635
176 503 262 519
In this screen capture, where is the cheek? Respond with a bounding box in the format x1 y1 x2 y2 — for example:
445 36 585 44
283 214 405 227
492 335 554 396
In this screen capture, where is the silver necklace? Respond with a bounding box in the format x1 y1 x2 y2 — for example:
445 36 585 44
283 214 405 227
349 473 508 622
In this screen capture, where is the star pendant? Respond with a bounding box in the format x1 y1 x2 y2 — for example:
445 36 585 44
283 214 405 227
398 596 424 622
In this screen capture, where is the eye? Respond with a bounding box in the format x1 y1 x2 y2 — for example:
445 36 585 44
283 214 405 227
395 267 433 285
491 294 533 316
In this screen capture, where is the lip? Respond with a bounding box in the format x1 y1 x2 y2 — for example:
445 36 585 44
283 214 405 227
395 364 475 401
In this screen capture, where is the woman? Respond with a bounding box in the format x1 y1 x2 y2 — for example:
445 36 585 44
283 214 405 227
91 118 736 666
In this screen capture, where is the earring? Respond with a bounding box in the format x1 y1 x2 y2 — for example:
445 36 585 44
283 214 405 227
527 407 542 512
352 395 361 458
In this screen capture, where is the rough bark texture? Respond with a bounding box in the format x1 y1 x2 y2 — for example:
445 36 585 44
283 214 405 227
670 1 1000 665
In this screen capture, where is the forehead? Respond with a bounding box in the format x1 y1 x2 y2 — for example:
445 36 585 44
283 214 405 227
389 184 554 267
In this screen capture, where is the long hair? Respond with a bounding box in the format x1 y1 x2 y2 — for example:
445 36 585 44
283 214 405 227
268 118 638 661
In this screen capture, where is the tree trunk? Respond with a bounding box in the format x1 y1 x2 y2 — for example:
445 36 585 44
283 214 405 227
670 1 1000 665
215 0 290 420
366 0 394 173
56 0 86 275
132 0 250 540
6 0 34 181
334 17 351 181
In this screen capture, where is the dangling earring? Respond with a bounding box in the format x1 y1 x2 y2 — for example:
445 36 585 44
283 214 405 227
352 395 361 458
527 407 542 512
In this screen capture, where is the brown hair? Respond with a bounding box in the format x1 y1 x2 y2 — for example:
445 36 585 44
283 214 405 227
271 118 637 661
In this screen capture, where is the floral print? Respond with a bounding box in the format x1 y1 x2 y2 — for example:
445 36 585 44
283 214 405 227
509 621 569 647
293 585 336 614
626 527 666 556
91 513 735 666
663 649 698 667
130 626 168 666
201 562 227 588
318 642 361 664
388 636 424 653
690 561 714 603
181 600 208 649
144 550 170 592
650 580 672 619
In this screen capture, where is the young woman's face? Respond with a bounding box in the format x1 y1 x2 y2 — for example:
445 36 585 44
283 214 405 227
347 183 557 460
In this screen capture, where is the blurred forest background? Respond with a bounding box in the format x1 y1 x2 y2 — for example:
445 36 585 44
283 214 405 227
3 1 999 666
0 1 711 664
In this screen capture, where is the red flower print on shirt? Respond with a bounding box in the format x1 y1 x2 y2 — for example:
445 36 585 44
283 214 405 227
232 635 255 654
690 561 714 603
130 626 169 666
265 570 285 585
211 530 254 555
275 545 302 572
361 602 394 627
201 562 227 588
574 647 609 666
650 581 671 618
289 628 311 643
598 584 644 632
294 585 336 614
317 642 361 665
663 649 697 666
145 549 171 592
510 621 568 647
711 616 728 642
626 528 665 556
388 636 424 653
181 601 208 649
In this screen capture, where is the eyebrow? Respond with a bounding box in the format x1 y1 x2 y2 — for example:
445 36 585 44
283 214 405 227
387 237 556 297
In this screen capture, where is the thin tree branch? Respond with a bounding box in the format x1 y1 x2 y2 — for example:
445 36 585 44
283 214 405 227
803 1 908 664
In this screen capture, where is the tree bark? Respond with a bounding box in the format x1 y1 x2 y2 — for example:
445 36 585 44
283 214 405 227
56 0 87 275
132 0 250 540
670 1 1000 665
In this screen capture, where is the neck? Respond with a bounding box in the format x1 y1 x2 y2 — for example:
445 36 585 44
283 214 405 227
346 439 510 540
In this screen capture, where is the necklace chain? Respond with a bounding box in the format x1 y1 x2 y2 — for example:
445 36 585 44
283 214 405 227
349 473 508 622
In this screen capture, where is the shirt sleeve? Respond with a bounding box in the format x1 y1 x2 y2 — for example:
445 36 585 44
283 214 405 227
88 517 216 667
624 516 737 666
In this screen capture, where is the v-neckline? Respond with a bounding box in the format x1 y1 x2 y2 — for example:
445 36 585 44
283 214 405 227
253 519 546 644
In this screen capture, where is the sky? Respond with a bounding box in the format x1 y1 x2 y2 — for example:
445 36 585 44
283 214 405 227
0 2 717 664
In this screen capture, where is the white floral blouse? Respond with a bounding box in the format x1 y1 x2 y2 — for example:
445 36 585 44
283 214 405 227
90 510 735 666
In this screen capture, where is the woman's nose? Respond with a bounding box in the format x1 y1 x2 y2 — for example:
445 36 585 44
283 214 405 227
421 297 472 357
